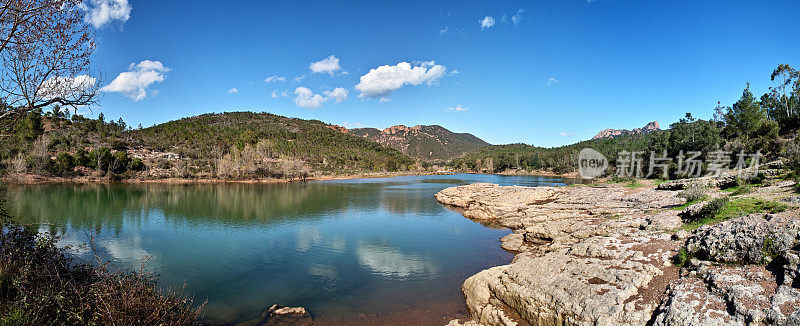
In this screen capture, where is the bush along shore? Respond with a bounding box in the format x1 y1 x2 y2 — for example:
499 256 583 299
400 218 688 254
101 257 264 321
436 164 800 325
0 219 204 325
0 184 204 325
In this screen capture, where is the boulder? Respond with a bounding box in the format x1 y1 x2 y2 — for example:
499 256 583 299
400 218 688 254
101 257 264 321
685 213 800 264
259 305 312 325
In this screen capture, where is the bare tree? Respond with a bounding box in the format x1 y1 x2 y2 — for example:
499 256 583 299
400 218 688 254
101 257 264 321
0 0 47 54
0 0 99 126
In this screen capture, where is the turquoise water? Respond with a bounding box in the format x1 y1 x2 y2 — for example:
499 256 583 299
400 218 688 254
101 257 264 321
6 173 566 325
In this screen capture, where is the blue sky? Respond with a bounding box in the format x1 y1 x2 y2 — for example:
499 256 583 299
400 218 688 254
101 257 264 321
86 0 800 147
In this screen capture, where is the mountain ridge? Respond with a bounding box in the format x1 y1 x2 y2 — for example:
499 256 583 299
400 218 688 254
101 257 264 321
592 121 660 139
348 124 490 161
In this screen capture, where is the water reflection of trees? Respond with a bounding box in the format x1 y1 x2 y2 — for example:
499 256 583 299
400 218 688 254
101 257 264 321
7 183 366 232
378 190 442 216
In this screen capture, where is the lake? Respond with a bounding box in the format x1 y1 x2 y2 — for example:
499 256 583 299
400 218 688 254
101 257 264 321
5 173 566 325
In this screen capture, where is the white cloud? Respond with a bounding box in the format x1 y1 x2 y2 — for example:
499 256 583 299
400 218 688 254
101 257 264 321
294 75 305 83
447 105 469 112
264 75 285 83
270 90 279 98
294 87 325 109
355 61 447 98
480 16 495 30
40 75 97 99
101 60 169 101
512 9 524 24
379 97 391 103
293 86 348 108
309 55 342 75
559 132 575 137
81 0 131 29
227 88 238 94
439 27 448 36
323 87 349 103
547 77 559 86
356 243 438 278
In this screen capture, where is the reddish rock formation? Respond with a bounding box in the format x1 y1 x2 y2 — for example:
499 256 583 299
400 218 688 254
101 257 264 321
592 121 660 140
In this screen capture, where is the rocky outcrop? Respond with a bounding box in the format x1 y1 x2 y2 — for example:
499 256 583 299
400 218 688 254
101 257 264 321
652 212 800 325
652 264 800 325
437 182 800 326
436 183 684 325
349 125 489 161
656 175 739 191
686 213 800 264
592 121 660 140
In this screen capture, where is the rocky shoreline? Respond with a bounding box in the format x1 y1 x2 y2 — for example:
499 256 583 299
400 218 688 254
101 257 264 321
436 179 800 325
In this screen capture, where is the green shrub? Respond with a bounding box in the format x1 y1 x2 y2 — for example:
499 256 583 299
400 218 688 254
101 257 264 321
110 151 130 174
26 155 53 175
672 247 694 267
128 158 146 171
89 147 112 172
53 152 75 176
678 186 706 203
747 172 766 185
73 149 90 167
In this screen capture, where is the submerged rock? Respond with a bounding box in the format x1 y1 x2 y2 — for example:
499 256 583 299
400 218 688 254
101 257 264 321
259 305 312 325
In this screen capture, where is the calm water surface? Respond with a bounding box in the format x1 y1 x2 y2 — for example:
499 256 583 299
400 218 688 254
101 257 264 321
7 173 566 325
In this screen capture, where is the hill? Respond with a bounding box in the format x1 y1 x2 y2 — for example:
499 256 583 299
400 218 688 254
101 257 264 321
349 124 489 161
128 112 415 174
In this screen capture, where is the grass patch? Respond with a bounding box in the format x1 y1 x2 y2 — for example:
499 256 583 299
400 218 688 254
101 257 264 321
683 198 788 230
725 184 753 196
671 197 706 210
761 236 781 263
626 181 646 188
671 247 694 267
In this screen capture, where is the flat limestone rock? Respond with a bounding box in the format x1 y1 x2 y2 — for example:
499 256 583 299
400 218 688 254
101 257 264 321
436 183 684 325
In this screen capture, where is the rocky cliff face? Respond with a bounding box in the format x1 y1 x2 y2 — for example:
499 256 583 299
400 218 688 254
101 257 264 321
349 125 489 161
438 177 800 326
592 121 660 140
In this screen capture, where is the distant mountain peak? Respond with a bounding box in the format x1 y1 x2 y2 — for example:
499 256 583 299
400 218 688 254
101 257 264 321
592 121 660 140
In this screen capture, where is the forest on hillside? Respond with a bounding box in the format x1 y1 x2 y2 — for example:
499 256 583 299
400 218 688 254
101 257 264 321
0 111 416 181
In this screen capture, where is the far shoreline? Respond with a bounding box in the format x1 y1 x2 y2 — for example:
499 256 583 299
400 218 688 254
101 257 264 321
1 169 579 186
1 171 452 185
